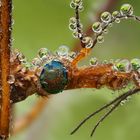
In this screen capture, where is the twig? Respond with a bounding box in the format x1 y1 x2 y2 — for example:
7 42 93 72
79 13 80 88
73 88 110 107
0 0 12 139
12 98 48 135
75 6 84 46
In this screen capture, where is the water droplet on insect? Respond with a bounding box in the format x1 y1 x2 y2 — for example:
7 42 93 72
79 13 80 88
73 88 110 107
115 18 120 23
57 45 69 56
38 48 50 58
101 11 112 23
112 11 120 19
97 35 104 43
8 75 15 84
131 58 140 70
82 36 93 48
92 22 102 33
90 57 98 66
120 4 133 16
115 59 132 72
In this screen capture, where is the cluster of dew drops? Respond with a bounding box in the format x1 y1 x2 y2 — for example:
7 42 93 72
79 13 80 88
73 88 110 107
10 46 77 78
69 1 134 47
6 1 140 88
69 1 140 73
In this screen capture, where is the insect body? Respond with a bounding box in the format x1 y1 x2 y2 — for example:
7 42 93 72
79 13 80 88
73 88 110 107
39 60 68 94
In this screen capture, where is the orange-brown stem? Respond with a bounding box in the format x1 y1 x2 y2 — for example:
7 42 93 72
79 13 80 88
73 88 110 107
12 98 48 135
0 0 12 139
67 64 131 90
71 48 91 66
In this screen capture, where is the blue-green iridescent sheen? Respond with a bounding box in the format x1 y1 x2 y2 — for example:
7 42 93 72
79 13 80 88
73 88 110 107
39 60 68 94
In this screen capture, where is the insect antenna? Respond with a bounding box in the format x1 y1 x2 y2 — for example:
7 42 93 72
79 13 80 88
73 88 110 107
90 88 140 136
90 98 121 137
71 88 140 136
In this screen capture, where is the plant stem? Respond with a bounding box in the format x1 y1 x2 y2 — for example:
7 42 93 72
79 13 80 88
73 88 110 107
0 0 12 139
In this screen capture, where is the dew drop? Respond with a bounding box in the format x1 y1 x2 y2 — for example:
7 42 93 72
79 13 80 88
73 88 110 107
97 35 104 43
72 0 83 9
69 17 76 25
92 22 102 33
82 36 93 48
72 31 78 38
103 28 108 34
8 75 15 84
57 45 69 56
11 19 15 25
18 53 26 62
70 2 76 9
69 51 76 59
79 23 83 29
38 48 50 58
41 55 49 62
120 4 133 16
73 0 82 4
101 11 112 23
24 62 33 69
102 60 108 64
69 23 77 31
108 23 113 27
90 57 98 66
131 58 140 70
115 59 132 72
79 5 84 12
120 100 126 106
115 18 120 23
112 11 120 18
10 100 13 104
32 58 41 66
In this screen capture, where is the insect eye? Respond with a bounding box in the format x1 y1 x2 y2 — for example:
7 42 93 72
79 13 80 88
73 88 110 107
39 60 68 94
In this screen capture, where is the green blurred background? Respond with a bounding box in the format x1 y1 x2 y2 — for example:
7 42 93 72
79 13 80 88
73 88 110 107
11 0 140 140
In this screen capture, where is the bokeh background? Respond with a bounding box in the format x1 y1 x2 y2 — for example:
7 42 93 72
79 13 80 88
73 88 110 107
11 0 140 140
